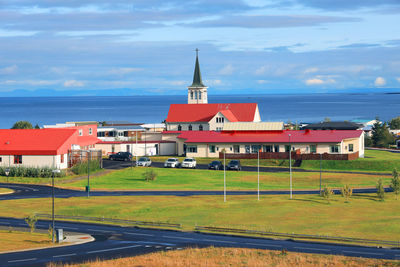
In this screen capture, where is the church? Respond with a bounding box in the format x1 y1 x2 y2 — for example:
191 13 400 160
165 51 262 132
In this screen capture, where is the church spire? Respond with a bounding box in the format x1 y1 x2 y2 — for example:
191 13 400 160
190 48 205 87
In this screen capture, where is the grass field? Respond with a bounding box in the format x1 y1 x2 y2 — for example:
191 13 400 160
61 167 390 191
0 230 52 252
53 247 400 267
2 193 399 240
0 188 13 194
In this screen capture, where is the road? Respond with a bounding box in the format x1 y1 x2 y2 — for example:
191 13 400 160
103 159 392 176
0 183 392 201
0 217 399 267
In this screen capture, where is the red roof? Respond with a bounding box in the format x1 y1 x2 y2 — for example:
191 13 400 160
177 130 363 143
165 103 258 123
0 128 100 155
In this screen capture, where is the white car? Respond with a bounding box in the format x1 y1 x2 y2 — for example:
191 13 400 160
164 158 180 168
136 157 152 167
181 158 197 169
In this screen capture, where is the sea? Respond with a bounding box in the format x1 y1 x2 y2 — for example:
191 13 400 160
0 93 399 129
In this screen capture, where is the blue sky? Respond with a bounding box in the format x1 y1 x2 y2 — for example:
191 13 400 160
0 0 400 96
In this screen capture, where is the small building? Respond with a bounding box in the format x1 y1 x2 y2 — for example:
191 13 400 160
174 129 364 159
97 125 144 142
96 140 176 156
0 127 100 169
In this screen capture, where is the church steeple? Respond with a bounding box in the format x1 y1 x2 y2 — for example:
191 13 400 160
188 48 208 104
190 48 205 87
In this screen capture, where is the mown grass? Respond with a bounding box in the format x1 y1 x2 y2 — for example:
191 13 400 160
302 150 400 172
2 193 400 240
61 167 390 191
0 230 52 252
0 187 13 194
52 247 400 267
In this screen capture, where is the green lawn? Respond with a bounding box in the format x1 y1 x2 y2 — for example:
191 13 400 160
2 193 399 241
301 150 400 172
0 188 13 194
60 167 391 191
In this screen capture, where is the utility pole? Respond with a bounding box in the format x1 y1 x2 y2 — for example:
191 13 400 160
320 153 322 193
257 148 260 201
289 134 292 199
224 149 226 202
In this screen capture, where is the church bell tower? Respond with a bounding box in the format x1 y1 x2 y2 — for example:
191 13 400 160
188 49 208 104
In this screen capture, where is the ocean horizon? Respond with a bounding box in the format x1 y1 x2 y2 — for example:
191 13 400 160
0 92 398 129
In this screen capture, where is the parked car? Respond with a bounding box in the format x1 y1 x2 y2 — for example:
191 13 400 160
109 152 132 161
137 157 152 167
208 160 224 170
181 158 197 169
227 160 241 171
164 158 180 168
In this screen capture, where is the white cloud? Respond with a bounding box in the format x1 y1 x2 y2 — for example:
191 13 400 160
205 79 222 85
64 80 84 87
0 65 18 74
303 67 319 74
0 79 56 86
305 77 336 86
169 80 186 86
108 67 143 75
257 80 270 84
396 77 400 83
219 64 234 75
374 77 386 87
255 66 268 75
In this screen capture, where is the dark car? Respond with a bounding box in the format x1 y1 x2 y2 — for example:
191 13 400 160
208 160 224 170
227 160 241 171
109 152 132 161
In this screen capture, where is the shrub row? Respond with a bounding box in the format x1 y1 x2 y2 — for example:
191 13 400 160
0 166 65 178
71 160 102 175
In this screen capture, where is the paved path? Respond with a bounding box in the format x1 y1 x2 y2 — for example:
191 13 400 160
0 217 399 266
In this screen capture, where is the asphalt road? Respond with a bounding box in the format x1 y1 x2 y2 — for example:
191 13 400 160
0 183 392 201
102 159 392 176
0 217 399 267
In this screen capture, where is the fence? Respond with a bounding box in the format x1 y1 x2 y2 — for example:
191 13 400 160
195 226 400 247
68 150 102 168
220 151 359 161
35 214 181 229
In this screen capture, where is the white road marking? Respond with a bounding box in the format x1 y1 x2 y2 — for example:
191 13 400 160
53 253 76 258
87 228 115 233
294 247 330 252
166 247 172 250
155 246 161 248
203 239 237 244
62 227 78 230
162 235 194 240
8 258 37 263
125 232 154 236
145 245 152 248
342 250 383 256
0 222 10 225
245 243 282 248
87 245 141 254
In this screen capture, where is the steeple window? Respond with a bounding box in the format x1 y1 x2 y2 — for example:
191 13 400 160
178 125 182 131
188 125 193 131
190 91 193 100
199 125 203 131
199 91 202 99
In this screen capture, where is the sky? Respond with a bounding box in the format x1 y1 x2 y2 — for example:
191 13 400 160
0 0 400 96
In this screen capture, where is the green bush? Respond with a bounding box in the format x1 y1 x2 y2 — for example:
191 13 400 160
0 166 65 178
71 160 102 175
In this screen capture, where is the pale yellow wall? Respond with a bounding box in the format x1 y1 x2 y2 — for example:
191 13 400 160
0 154 68 169
142 132 162 141
188 87 208 104
167 123 209 131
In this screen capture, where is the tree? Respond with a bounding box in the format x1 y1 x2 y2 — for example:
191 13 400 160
341 184 353 203
376 178 385 201
371 118 395 148
390 168 400 200
389 116 400 130
143 169 157 182
25 214 38 233
323 117 331 122
11 121 33 129
34 123 40 129
321 186 334 203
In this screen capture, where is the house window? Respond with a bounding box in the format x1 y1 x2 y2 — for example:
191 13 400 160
14 155 22 164
127 145 130 152
233 145 240 153
263 145 273 152
230 147 232 151
274 145 280 152
199 125 203 131
178 125 182 131
221 117 224 123
285 145 291 152
188 125 193 131
61 154 64 163
216 117 219 123
79 129 83 136
187 145 197 153
245 145 250 153
0 157 2 162
89 128 92 135
209 145 216 153
330 145 339 153
199 91 202 99
251 145 261 153
118 131 124 136
112 145 115 153
216 127 222 131
349 144 354 152
310 145 317 153
190 91 193 100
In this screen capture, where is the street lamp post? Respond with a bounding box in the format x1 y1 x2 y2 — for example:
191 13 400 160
87 151 91 198
51 169 60 243
257 148 260 201
319 153 322 193
5 168 10 183
223 149 226 202
289 134 292 199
